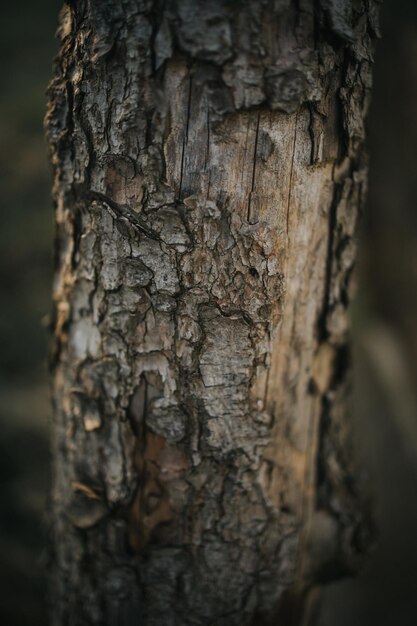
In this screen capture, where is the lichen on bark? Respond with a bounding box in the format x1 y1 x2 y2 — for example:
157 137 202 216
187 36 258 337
46 1 380 624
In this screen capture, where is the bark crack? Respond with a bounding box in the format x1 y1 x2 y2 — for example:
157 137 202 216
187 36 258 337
247 111 261 224
286 111 299 236
88 190 163 242
178 72 193 200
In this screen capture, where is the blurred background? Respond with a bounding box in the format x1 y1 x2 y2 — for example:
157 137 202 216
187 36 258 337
0 1 416 624
0 1 59 623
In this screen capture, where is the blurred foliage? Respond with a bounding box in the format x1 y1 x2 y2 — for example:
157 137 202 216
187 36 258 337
0 1 59 624
0 0 60 380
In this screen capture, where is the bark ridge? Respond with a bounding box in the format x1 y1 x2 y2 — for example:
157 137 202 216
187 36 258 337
46 1 380 623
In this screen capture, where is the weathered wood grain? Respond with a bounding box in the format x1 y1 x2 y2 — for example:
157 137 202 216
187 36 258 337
46 1 380 623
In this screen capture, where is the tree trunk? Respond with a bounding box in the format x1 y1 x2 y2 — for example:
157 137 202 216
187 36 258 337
46 1 380 624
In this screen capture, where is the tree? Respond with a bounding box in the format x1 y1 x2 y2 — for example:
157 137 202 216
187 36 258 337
45 1 380 624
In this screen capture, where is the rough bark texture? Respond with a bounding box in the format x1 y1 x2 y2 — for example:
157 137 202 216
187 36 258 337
46 1 380 624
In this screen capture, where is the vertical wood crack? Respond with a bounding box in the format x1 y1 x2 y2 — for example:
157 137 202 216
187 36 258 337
247 111 261 223
286 111 299 236
178 73 193 200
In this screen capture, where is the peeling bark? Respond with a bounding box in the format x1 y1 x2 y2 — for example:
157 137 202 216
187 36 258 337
46 1 380 624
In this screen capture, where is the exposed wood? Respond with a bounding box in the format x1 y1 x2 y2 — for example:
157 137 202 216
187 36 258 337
46 1 380 624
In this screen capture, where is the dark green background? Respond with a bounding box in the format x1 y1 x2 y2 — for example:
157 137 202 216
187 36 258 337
0 1 59 623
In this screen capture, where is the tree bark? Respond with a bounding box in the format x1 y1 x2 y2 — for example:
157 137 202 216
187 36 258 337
46 1 380 624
